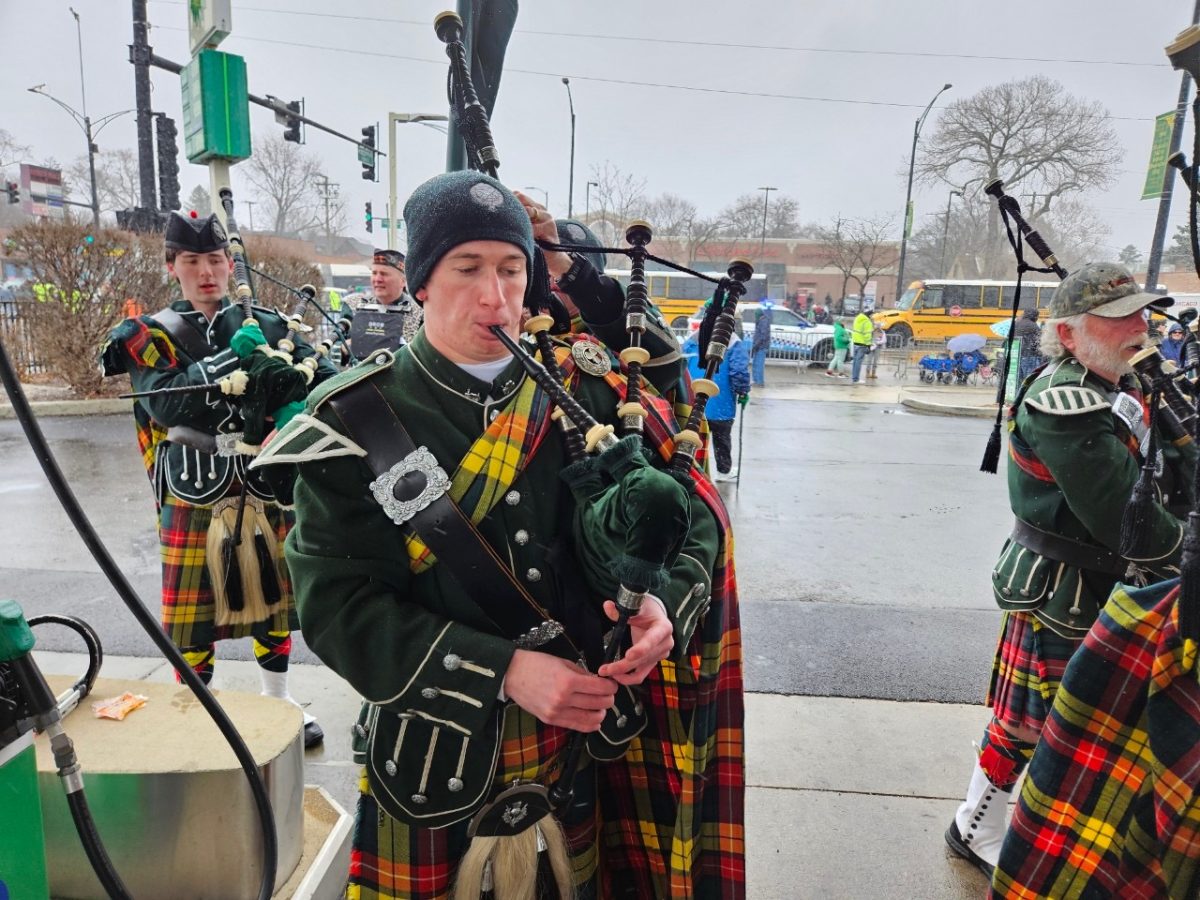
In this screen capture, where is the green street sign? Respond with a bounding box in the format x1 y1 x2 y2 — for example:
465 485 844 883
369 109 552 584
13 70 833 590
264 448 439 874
181 49 252 163
358 144 374 167
1142 110 1176 200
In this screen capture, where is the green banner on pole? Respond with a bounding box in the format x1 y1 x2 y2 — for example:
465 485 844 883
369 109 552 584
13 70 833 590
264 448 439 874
904 200 914 239
181 49 252 163
1142 111 1177 200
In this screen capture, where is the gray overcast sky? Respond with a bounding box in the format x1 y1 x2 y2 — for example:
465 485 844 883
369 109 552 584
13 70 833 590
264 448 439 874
1 0 1197 263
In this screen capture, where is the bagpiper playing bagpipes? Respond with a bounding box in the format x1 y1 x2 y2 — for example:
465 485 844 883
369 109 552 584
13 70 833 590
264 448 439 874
980 25 1200 899
100 200 338 749
250 10 746 899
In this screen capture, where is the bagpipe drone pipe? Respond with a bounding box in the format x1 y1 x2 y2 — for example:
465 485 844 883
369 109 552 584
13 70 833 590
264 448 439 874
434 9 748 893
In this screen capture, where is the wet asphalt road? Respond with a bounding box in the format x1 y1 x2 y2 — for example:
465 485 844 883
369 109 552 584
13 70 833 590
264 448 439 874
0 397 1013 704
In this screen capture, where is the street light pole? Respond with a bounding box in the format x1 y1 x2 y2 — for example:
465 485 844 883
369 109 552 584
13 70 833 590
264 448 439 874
896 83 952 298
757 186 777 257
562 77 576 217
940 189 963 276
585 180 598 222
388 112 449 250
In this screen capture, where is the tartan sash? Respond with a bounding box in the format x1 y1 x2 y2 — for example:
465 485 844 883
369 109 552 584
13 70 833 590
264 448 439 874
406 375 553 573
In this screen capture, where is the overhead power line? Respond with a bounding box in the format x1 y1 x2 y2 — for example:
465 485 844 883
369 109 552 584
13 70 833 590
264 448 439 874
147 1 1166 68
151 25 1156 121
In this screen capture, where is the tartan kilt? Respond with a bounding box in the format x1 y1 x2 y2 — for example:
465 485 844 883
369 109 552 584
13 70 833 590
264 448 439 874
159 493 297 647
992 579 1200 899
348 705 598 900
986 611 1082 735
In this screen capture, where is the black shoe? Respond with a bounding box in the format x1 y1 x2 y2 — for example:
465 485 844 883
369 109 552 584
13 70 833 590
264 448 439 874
303 720 325 749
944 820 995 880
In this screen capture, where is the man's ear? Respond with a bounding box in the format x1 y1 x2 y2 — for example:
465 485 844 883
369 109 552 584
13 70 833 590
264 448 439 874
166 262 177 280
227 257 235 275
416 286 428 303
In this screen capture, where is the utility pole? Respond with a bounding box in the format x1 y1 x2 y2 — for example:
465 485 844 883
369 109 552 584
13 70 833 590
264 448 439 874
896 83 953 296
130 0 158 218
940 189 963 276
244 200 255 232
1146 0 1200 293
757 186 777 257
315 174 339 237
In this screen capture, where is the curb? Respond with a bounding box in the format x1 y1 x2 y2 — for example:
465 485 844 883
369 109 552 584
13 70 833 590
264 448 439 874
0 398 130 419
899 394 998 418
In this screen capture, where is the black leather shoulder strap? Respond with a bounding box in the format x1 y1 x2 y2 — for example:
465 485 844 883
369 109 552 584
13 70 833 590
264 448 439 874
327 380 577 657
150 307 215 362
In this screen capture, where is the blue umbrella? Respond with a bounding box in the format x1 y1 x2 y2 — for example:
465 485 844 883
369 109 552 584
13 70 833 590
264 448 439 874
947 333 988 354
990 319 1012 338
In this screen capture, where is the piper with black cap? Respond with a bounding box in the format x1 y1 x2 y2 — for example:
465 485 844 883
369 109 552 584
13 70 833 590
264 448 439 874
273 160 745 899
98 206 338 751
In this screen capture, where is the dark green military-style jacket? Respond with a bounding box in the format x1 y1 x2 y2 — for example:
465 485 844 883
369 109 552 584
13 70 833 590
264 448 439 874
263 331 718 824
101 297 337 505
993 357 1195 638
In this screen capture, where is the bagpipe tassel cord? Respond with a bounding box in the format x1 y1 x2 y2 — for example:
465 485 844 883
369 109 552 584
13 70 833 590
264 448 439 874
1178 95 1200 648
1118 386 1163 559
980 265 1025 473
452 823 573 900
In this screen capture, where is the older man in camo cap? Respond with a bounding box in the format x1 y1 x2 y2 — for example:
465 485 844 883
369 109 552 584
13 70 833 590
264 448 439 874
945 261 1197 880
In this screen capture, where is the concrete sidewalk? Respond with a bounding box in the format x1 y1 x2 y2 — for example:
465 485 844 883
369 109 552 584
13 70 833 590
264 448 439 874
31 650 993 899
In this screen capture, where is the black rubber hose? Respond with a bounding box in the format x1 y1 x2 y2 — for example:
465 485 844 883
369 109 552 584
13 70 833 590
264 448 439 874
67 783 132 900
0 337 278 900
28 614 102 702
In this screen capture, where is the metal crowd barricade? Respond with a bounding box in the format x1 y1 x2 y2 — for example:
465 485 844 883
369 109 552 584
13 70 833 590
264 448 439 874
0 297 44 376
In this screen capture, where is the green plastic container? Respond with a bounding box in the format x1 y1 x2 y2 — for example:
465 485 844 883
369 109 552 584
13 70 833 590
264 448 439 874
0 733 50 899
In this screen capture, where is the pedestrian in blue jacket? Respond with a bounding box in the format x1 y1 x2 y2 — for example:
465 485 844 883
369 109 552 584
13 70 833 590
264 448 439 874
682 328 751 481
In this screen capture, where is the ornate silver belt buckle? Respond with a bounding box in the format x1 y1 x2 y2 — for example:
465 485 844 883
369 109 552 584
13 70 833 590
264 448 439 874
370 446 451 525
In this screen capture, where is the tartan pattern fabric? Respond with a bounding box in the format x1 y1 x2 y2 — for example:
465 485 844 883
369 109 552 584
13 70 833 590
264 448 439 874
348 706 598 900
159 493 296 646
987 611 1082 735
992 580 1200 899
405 375 553 574
595 471 744 899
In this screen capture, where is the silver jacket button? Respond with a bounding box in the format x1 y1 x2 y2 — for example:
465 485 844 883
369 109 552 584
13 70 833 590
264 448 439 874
384 760 397 777
526 568 542 583
447 777 464 792
514 529 530 545
488 409 499 422
421 687 440 699
411 793 428 804
442 653 461 671
505 490 521 506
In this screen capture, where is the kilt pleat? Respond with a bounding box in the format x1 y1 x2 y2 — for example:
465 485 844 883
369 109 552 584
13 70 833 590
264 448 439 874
987 610 1082 735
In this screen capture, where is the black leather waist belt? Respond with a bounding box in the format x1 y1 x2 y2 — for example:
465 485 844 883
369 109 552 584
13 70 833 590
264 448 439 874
1011 518 1128 578
328 381 577 659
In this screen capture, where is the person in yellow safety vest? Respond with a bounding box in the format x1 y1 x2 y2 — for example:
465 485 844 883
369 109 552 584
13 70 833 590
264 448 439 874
850 308 874 384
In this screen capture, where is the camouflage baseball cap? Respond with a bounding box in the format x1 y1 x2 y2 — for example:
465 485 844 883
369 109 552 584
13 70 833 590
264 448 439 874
1047 262 1173 319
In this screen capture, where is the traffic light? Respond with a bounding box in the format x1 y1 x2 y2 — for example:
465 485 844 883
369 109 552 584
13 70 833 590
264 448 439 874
364 202 374 234
283 100 303 143
4 181 17 204
155 114 181 212
361 125 376 182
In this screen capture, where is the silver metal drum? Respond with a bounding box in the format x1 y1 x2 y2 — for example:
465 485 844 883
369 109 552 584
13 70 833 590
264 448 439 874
37 676 304 899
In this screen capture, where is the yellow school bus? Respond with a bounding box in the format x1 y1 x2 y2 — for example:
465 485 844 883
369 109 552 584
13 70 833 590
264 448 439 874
873 279 1060 343
606 269 770 327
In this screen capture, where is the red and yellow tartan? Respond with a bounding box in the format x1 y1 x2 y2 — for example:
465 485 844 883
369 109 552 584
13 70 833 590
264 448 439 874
159 493 297 646
992 580 1200 899
350 348 745 899
986 610 1082 736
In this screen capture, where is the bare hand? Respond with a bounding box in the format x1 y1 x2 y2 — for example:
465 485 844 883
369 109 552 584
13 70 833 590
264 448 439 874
503 650 617 732
597 597 674 686
512 190 571 278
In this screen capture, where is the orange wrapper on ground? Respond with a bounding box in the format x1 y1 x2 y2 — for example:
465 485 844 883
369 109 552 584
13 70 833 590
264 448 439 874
92 692 149 721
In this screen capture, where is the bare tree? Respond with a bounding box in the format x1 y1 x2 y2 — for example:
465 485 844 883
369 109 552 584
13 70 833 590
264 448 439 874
642 192 722 265
588 161 647 244
0 129 30 173
67 149 141 215
915 76 1121 276
717 192 801 239
240 135 322 235
186 184 212 217
815 216 898 308
8 218 172 394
